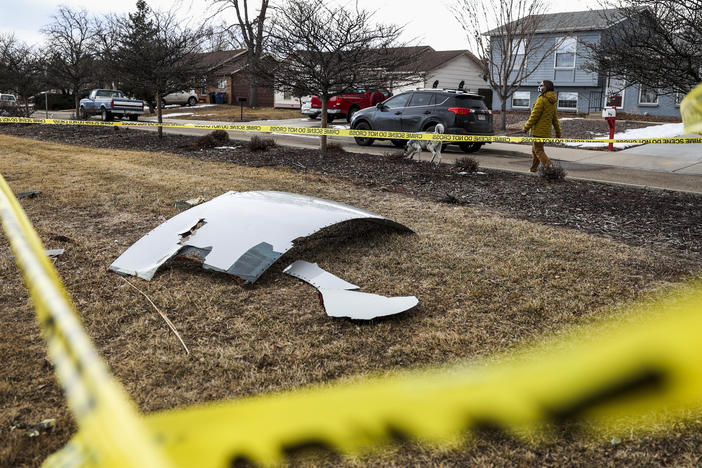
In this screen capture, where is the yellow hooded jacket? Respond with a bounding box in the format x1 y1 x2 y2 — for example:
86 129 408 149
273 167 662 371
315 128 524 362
523 91 562 138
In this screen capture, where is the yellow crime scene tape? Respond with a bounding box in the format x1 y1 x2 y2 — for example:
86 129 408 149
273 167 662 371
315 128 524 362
1 115 702 144
1 90 702 466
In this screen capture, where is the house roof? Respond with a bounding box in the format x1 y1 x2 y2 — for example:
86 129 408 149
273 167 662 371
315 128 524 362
418 49 481 71
195 49 247 72
391 46 482 72
484 8 625 36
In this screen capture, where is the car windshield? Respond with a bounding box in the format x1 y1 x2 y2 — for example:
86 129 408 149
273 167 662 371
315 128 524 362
1 95 15 101
96 90 125 98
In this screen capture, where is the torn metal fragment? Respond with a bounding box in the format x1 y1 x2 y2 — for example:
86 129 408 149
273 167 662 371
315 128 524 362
9 248 63 258
109 191 411 283
17 190 41 199
283 260 359 290
174 197 206 211
319 289 418 320
284 260 417 320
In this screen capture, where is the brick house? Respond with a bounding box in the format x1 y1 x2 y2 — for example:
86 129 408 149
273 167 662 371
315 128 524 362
196 50 275 106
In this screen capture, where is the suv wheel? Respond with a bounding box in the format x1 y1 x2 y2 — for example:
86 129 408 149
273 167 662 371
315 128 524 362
80 106 88 120
188 96 197 106
346 106 359 123
161 99 167 108
101 108 113 122
459 142 484 153
327 114 335 123
353 121 374 146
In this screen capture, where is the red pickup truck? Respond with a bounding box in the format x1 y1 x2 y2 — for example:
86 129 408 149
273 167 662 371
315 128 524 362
301 87 391 123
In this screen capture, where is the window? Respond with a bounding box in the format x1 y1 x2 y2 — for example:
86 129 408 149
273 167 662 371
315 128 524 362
408 92 435 107
514 40 526 70
382 93 411 109
283 87 293 100
557 92 578 110
638 85 658 105
378 88 391 97
217 78 227 89
555 36 577 68
512 91 530 108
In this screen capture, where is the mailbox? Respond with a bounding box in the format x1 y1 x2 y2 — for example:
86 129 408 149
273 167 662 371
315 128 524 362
602 106 617 118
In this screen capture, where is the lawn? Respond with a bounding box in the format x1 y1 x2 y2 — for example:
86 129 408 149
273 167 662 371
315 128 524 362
1 132 701 467
159 104 304 122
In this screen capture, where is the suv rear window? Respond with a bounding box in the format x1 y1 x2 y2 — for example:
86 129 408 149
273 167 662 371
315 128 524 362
453 95 487 110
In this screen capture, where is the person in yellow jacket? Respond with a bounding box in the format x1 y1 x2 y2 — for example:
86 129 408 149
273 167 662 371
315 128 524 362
522 80 562 172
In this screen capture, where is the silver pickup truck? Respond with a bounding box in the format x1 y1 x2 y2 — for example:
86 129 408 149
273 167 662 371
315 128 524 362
79 89 144 121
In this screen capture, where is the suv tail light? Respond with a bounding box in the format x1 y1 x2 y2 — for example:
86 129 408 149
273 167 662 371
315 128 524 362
448 107 472 115
110 100 114 108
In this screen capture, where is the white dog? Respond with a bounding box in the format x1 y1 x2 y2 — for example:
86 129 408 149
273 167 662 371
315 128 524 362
405 123 445 165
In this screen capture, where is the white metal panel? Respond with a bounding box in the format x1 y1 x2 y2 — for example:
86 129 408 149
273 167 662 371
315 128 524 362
319 289 418 320
283 261 359 290
109 191 411 283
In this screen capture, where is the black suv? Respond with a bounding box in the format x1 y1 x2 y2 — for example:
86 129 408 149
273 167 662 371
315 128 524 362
350 89 494 152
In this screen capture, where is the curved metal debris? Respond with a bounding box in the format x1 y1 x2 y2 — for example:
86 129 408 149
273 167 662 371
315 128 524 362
284 260 418 320
283 260 360 290
319 289 418 320
109 191 411 283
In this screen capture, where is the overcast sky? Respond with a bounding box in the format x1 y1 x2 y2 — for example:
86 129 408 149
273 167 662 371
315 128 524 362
2 0 599 51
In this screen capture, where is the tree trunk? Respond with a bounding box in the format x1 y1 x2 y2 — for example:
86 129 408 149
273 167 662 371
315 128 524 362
248 79 258 108
156 91 163 139
74 92 80 120
500 98 507 131
320 95 328 157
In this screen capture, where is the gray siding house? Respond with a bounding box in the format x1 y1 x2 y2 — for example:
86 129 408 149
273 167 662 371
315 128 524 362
487 9 683 118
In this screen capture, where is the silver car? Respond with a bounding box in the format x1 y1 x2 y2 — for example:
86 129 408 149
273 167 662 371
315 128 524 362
162 90 199 107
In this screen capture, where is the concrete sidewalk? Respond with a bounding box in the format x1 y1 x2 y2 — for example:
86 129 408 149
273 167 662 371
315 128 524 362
450 141 701 193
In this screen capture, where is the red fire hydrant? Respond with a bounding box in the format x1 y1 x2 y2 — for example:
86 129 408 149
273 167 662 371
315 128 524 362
603 106 617 151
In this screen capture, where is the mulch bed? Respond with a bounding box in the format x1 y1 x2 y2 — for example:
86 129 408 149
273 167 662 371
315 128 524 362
2 123 700 258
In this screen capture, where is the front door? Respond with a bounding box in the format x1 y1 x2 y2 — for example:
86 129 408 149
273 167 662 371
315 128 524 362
373 93 411 131
401 92 436 132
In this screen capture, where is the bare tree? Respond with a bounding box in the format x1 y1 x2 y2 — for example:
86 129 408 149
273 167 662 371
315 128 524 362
265 0 422 155
41 6 98 118
211 0 269 107
584 1 701 96
453 0 566 130
0 34 46 117
99 1 207 138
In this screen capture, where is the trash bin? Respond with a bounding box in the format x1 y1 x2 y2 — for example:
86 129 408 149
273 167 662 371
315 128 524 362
208 92 216 104
215 92 228 104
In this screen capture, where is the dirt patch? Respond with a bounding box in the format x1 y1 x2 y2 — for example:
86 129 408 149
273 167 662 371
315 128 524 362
2 124 700 257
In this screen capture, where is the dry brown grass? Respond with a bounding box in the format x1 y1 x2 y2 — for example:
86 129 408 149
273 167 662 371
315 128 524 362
161 105 303 122
1 133 700 467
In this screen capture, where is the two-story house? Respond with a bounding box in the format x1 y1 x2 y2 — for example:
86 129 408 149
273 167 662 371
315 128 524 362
486 9 683 118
